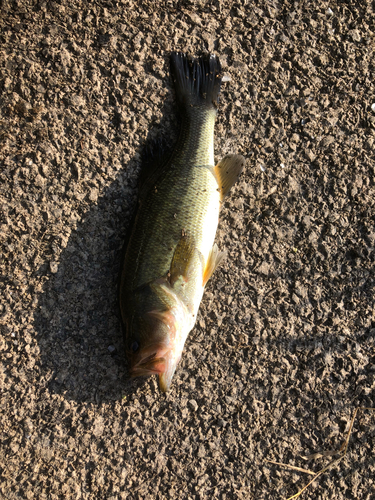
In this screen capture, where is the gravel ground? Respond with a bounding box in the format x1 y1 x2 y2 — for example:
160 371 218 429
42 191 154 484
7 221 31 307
1 1 374 499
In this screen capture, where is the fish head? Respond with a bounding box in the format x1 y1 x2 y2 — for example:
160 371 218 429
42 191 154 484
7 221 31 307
126 304 191 392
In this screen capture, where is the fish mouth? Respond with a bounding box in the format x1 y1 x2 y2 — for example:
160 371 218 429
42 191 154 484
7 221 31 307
129 343 178 392
130 342 167 375
130 355 166 377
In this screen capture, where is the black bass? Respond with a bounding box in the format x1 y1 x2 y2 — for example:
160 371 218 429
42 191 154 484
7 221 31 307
120 52 244 392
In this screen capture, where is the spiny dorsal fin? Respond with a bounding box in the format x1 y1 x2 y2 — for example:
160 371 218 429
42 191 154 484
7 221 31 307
203 243 227 286
214 154 245 200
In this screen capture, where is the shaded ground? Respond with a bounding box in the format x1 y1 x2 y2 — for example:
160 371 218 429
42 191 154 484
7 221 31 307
1 1 374 499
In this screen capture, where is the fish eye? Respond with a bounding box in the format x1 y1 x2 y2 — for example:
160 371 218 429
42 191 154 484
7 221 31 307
130 341 139 353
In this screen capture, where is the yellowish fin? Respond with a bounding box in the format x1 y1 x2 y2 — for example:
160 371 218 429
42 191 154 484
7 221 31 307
214 154 245 200
169 233 199 286
203 243 226 286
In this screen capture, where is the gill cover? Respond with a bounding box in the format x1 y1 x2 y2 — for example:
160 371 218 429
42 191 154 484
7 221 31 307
127 281 192 392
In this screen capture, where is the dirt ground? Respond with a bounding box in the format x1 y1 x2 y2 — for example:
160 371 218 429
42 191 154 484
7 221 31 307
1 1 374 499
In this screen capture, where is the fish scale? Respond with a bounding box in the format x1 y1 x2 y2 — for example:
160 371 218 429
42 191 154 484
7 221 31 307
127 161 219 290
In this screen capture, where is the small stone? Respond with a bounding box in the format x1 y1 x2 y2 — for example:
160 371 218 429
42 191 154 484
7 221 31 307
305 149 316 162
292 293 300 304
218 418 228 427
35 174 46 188
50 261 59 273
89 188 99 202
189 399 198 411
291 133 300 143
320 135 335 148
350 29 361 42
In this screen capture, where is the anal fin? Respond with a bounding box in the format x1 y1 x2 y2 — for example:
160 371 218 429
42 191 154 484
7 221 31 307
214 154 245 199
203 243 227 286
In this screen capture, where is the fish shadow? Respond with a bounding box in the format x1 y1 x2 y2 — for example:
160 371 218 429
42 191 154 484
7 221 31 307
33 164 138 404
33 103 179 405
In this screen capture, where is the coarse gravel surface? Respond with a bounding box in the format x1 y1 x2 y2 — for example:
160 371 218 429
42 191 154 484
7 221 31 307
1 1 375 499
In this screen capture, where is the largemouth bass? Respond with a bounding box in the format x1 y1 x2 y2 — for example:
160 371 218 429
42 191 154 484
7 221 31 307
120 52 245 392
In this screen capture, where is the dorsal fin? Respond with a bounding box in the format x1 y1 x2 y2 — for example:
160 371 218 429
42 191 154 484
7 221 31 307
214 154 245 200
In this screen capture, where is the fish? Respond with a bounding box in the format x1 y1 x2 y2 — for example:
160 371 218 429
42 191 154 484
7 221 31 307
119 52 245 392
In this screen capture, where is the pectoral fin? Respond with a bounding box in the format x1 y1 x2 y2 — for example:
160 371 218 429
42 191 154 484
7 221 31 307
169 233 202 286
214 154 245 200
203 243 227 286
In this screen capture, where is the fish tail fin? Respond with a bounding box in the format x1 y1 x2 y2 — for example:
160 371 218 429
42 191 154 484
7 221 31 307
170 52 222 110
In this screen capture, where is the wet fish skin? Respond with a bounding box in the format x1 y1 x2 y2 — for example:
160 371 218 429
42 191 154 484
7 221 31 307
119 52 245 392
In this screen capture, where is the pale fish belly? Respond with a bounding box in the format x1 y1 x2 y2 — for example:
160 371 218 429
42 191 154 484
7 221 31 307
190 168 221 319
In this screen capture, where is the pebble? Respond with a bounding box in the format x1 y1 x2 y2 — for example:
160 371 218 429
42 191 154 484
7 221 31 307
189 399 198 411
50 261 59 273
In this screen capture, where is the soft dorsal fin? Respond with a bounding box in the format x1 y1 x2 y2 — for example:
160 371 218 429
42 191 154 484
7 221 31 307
214 154 245 200
202 243 227 286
